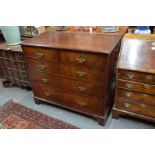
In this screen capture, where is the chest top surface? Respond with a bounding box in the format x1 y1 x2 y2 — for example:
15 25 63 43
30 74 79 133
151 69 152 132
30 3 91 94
21 31 123 54
118 34 155 74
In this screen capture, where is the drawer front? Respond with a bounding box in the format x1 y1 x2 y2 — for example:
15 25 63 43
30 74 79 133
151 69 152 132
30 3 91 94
32 84 63 103
51 63 105 83
117 98 155 118
32 84 104 116
23 46 59 60
117 88 155 106
25 58 52 73
59 50 107 68
26 58 105 83
117 79 155 95
29 71 105 99
118 70 155 84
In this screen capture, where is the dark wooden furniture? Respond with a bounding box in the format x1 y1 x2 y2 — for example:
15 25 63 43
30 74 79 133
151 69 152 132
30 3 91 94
0 43 31 88
113 34 155 123
21 30 127 125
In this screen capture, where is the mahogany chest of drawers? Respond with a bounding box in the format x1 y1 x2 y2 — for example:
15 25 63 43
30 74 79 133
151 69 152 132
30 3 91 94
113 34 155 123
21 31 125 125
0 43 31 88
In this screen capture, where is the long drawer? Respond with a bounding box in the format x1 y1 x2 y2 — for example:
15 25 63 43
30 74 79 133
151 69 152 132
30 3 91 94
118 69 155 84
23 46 59 60
26 58 105 83
116 98 155 118
117 79 155 95
117 88 155 106
29 71 105 99
23 46 107 68
32 84 104 115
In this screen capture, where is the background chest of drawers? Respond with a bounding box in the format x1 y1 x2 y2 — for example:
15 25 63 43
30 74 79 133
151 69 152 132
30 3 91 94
113 34 155 123
0 43 31 88
21 31 126 125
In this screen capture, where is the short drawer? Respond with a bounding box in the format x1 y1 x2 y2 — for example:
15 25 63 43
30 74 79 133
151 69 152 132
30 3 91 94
25 58 52 73
32 84 104 116
117 88 155 106
118 69 155 84
32 84 63 103
59 50 107 68
117 98 155 118
117 79 155 95
22 46 59 60
26 58 105 83
29 71 105 99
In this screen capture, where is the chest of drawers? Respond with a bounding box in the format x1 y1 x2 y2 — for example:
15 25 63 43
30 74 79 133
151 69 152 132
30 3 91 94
113 34 155 123
21 31 125 125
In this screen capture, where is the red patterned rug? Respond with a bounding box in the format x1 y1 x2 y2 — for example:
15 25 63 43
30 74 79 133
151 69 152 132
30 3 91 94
0 101 78 129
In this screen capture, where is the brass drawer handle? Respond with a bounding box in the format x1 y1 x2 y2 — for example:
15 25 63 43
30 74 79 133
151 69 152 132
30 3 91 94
76 71 86 77
44 92 50 96
144 84 150 89
78 101 87 107
41 78 48 83
127 74 135 79
76 55 86 64
140 104 147 108
126 83 133 89
38 65 46 70
36 52 44 58
77 86 86 92
143 93 149 97
37 69 44 73
124 102 131 108
146 75 152 80
126 92 132 97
